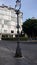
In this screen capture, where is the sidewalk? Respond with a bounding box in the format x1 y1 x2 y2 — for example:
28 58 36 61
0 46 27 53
19 40 37 43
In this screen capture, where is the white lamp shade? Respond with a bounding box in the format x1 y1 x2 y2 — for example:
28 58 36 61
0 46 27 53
15 0 21 10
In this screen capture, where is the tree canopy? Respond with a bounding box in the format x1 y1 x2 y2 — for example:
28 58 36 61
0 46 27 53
22 18 37 38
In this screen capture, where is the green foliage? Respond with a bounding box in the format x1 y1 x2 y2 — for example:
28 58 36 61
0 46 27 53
2 34 28 41
22 18 37 38
20 36 28 41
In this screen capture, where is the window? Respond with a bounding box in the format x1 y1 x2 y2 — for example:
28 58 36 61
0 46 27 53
11 30 14 33
4 20 7 25
0 19 2 24
0 10 10 15
2 24 4 28
4 20 10 25
4 30 7 33
0 10 3 14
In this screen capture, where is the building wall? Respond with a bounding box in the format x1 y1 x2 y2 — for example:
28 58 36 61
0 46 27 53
0 5 23 38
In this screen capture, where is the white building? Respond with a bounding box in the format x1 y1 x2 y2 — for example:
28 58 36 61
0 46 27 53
0 4 23 39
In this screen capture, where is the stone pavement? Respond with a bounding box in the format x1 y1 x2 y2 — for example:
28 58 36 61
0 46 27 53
0 40 37 65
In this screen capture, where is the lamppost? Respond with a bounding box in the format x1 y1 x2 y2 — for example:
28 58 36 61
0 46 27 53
14 0 22 57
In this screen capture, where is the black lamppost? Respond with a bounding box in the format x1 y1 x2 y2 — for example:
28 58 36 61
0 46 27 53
14 0 22 57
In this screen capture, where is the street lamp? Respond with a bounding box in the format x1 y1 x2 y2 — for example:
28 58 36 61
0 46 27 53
14 0 22 57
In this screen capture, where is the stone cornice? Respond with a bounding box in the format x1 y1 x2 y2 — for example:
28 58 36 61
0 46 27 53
0 4 23 15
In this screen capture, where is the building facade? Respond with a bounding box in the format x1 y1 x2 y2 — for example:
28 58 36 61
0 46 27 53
0 4 23 39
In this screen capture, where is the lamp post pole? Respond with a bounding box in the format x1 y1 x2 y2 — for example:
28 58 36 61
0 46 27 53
14 0 22 57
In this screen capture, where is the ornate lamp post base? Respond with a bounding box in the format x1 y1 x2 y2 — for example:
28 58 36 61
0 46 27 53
14 42 22 57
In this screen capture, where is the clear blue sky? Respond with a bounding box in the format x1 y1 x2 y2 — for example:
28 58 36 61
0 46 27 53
0 0 37 22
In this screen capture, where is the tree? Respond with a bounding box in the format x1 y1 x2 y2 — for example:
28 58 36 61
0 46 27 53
22 18 37 39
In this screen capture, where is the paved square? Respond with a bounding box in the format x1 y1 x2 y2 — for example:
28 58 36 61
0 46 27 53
0 40 37 65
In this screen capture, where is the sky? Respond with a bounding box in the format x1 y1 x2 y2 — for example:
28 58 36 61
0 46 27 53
0 0 37 22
